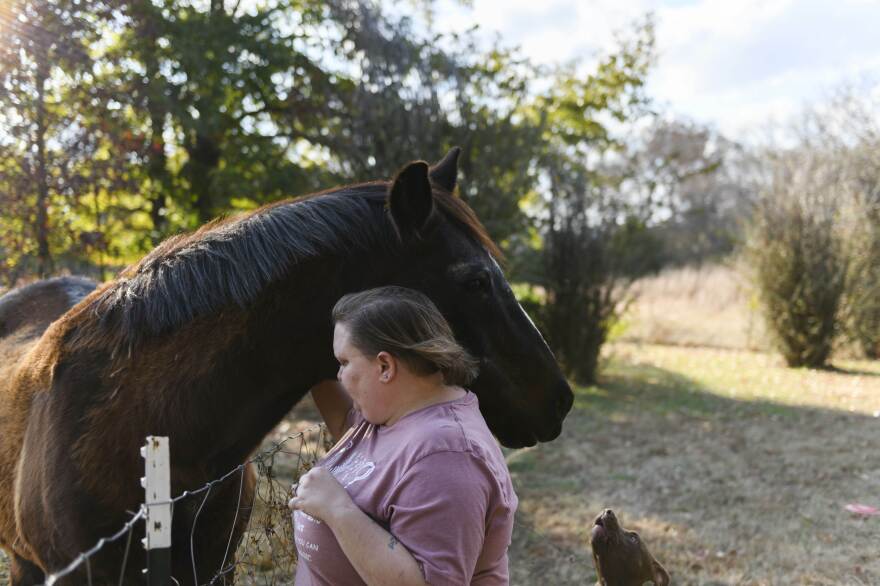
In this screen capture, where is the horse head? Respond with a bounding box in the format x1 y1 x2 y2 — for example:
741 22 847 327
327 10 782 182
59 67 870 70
382 149 574 448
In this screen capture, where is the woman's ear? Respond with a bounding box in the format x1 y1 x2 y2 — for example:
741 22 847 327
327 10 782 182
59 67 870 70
376 351 396 382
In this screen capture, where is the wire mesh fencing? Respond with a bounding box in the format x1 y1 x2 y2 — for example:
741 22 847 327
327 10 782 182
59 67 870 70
222 425 332 585
8 423 596 585
35 424 331 586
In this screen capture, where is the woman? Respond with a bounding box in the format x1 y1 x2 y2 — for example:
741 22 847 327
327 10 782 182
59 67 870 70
288 286 518 586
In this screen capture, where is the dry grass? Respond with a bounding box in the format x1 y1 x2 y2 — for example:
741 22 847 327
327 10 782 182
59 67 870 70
4 344 880 584
229 420 330 585
507 342 880 585
621 263 770 352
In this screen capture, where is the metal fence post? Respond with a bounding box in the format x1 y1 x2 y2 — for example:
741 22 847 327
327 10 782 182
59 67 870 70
141 436 172 586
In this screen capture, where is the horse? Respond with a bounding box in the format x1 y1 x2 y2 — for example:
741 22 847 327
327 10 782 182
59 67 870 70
0 149 574 585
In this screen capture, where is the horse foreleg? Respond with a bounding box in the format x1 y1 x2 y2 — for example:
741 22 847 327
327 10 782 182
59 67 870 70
171 463 256 586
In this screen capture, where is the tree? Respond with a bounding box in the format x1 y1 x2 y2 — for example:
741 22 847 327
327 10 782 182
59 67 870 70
624 118 748 266
322 0 544 244
0 0 107 278
95 0 349 233
532 18 658 384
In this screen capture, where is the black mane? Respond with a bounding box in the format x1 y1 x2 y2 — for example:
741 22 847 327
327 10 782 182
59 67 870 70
74 182 499 350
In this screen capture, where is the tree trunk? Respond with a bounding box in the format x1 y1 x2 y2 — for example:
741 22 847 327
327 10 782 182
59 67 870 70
147 100 170 241
129 0 171 243
34 60 52 277
189 133 222 224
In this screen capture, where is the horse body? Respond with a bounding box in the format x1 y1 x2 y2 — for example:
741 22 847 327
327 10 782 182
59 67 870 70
0 277 97 582
0 150 574 584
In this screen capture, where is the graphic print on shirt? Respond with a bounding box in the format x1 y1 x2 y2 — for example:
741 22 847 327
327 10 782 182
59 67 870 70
330 449 376 488
294 442 377 566
294 513 322 562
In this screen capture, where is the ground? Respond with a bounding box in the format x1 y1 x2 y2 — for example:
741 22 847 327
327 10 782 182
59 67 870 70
620 262 769 352
508 342 880 585
2 264 879 584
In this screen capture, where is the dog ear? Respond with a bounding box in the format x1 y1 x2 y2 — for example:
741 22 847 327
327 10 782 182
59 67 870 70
652 558 670 586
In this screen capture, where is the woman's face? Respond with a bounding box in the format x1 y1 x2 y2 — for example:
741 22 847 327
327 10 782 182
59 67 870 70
333 323 394 424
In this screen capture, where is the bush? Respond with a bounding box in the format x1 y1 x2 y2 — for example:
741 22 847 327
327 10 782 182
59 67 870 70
841 196 880 358
744 152 849 368
542 212 662 385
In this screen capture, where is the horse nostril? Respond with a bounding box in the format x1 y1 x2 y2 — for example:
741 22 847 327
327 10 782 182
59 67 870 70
555 385 574 419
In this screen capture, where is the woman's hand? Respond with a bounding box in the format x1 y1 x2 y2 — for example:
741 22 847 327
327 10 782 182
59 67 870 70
288 467 356 527
289 466 428 586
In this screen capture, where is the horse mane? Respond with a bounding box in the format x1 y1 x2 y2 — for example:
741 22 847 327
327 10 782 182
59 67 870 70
68 182 501 351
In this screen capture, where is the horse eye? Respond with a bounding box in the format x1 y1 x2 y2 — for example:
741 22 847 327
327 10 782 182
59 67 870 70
464 275 489 291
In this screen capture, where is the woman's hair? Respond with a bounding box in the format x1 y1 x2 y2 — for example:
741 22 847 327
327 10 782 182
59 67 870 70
331 286 479 386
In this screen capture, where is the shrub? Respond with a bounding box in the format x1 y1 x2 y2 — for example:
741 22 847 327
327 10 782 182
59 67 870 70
744 151 849 368
841 195 880 358
543 211 662 384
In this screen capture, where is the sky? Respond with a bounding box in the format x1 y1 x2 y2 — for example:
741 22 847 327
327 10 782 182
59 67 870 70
426 0 880 141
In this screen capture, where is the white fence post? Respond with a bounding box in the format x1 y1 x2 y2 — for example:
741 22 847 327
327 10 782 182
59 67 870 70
141 436 172 586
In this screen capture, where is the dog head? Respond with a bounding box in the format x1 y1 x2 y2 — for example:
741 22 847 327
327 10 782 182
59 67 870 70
590 509 669 586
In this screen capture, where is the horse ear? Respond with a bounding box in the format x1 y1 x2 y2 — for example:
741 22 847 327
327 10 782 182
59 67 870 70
388 160 434 239
429 147 461 193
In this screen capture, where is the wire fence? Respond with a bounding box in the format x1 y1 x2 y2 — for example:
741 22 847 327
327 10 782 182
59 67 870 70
13 422 597 585
39 424 331 586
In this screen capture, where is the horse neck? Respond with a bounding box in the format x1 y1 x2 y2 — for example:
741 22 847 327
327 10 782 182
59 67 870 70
148 252 390 471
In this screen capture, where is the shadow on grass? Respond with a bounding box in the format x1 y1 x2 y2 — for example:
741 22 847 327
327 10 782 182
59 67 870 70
507 353 880 585
822 364 880 378
573 358 872 421
506 359 814 483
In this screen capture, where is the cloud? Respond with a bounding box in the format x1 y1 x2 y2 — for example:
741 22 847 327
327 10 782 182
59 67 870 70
432 0 651 64
427 0 880 139
651 0 880 136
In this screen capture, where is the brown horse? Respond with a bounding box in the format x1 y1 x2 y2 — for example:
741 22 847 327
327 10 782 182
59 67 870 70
0 149 574 585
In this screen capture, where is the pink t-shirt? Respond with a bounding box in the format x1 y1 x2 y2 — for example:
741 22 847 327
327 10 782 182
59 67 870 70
293 391 517 586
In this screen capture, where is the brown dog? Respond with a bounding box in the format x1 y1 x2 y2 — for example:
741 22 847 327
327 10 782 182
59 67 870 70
590 509 670 586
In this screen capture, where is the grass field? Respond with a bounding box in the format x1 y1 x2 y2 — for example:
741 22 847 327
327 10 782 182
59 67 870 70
620 263 770 352
508 342 880 585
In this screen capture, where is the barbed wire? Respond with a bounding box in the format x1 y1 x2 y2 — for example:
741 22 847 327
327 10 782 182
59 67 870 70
35 424 593 585
39 424 329 586
43 507 146 586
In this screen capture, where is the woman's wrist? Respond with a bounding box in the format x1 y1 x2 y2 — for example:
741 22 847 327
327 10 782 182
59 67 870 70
324 498 363 531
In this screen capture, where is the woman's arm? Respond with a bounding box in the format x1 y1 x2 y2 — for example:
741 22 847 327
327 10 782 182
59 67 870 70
309 380 353 441
327 499 428 586
290 467 428 586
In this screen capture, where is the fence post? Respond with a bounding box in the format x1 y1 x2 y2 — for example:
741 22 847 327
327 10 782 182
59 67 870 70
141 436 172 586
